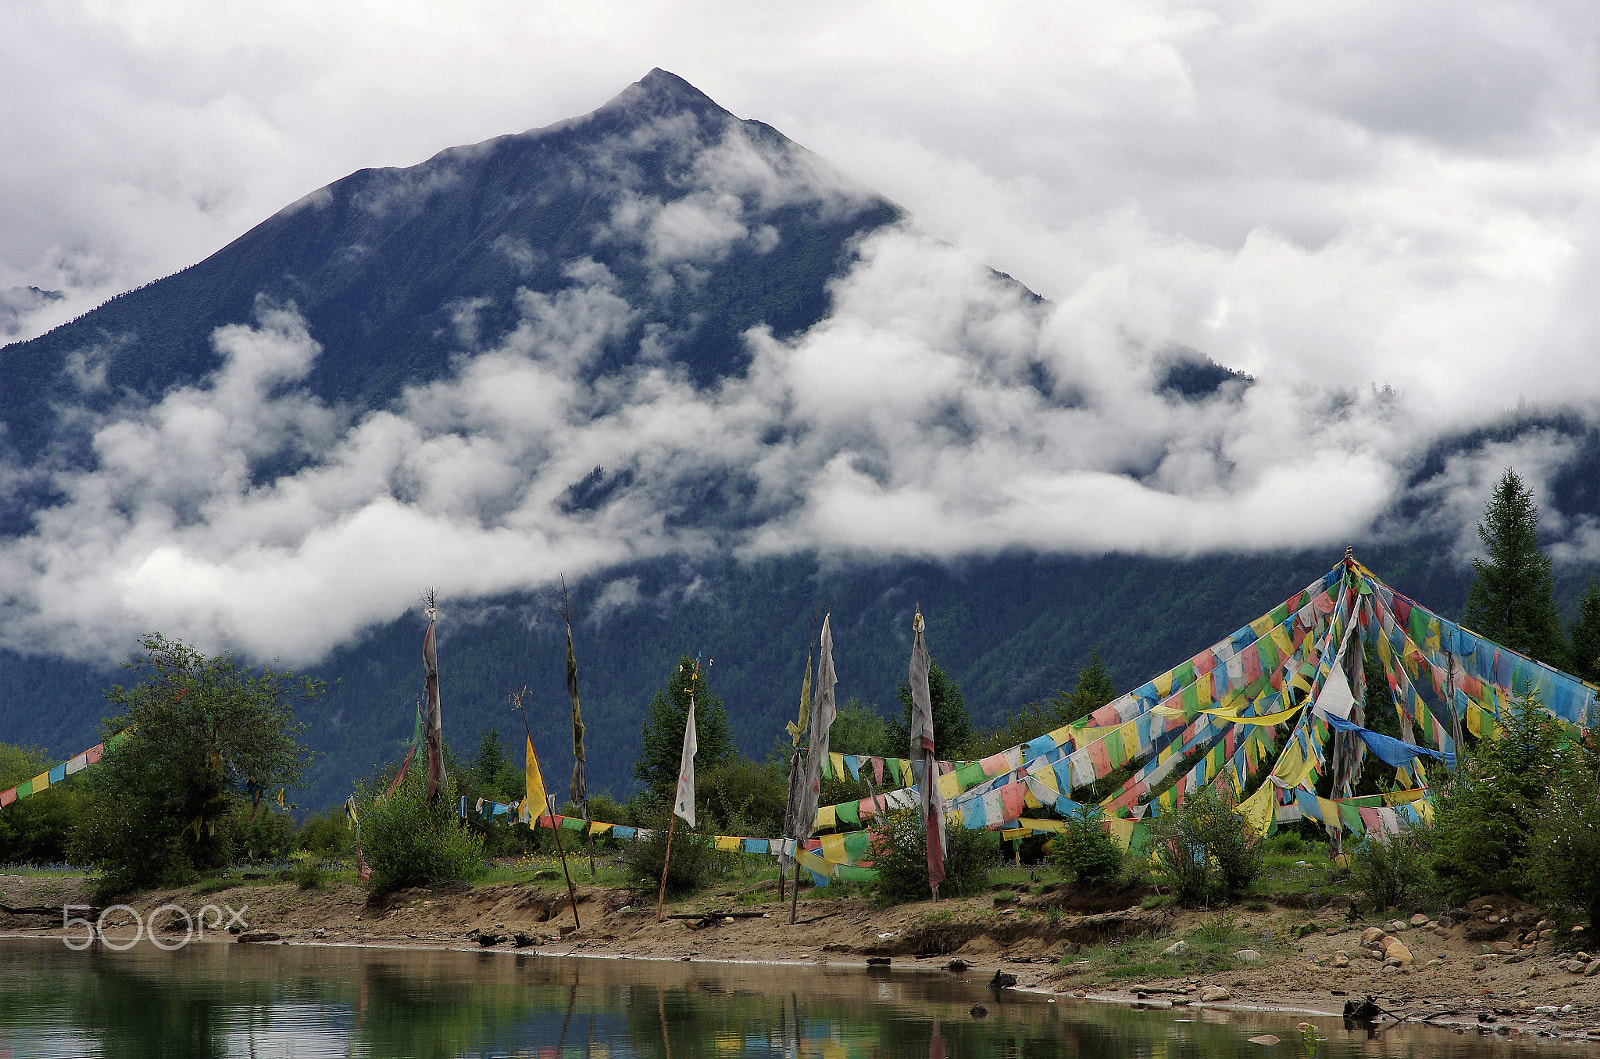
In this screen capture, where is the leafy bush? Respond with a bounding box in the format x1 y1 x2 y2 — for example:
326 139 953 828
1345 826 1432 912
297 806 356 856
1148 783 1261 904
869 808 999 905
620 818 715 898
289 851 330 890
1428 688 1575 902
358 773 484 893
1525 735 1600 928
1051 806 1124 888
219 805 296 862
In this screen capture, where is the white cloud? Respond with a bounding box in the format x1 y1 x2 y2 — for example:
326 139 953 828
7 2 1600 662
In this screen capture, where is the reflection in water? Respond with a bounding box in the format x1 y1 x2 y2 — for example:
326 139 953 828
0 938 1586 1058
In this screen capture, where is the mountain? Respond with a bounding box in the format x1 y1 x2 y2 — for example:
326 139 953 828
2 70 1598 811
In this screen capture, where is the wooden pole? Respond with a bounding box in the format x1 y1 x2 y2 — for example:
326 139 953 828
514 693 580 930
788 857 802 925
550 800 581 930
656 812 678 922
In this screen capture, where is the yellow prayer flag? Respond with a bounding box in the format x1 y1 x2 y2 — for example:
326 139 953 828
525 737 549 824
936 769 962 801
819 833 848 863
1235 783 1275 836
815 804 837 830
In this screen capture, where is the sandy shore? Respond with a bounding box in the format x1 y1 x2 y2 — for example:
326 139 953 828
6 872 1600 1044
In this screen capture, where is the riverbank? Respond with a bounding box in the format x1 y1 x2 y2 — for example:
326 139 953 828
6 871 1600 1043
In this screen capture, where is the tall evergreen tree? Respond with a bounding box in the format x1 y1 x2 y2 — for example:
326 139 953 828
1462 469 1568 666
1051 647 1118 724
892 661 973 759
634 656 734 801
1569 579 1600 685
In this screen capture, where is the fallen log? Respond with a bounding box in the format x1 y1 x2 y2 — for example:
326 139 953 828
1 904 105 918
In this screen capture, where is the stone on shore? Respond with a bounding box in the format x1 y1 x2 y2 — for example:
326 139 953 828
1199 986 1232 1002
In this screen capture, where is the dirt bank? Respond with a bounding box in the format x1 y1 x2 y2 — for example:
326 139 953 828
6 873 1600 1043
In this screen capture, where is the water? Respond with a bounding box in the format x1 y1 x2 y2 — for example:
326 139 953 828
0 937 1584 1058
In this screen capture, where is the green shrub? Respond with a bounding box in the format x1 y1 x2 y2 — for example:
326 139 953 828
1525 737 1600 928
1148 783 1261 905
1428 688 1575 902
219 805 296 862
289 851 330 890
868 808 999 905
358 774 484 893
1345 826 1432 913
1051 806 1124 888
620 819 715 898
297 806 356 856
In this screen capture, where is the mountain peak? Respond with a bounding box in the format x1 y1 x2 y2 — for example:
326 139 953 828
594 68 732 125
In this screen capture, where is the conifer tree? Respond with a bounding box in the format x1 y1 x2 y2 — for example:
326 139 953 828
1462 469 1568 666
634 656 734 802
1569 579 1600 685
1052 647 1118 724
892 661 973 759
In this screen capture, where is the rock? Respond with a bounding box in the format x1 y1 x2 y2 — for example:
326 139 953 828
970 1004 989 1019
1527 965 1544 979
1199 986 1232 1002
1493 942 1517 955
1410 913 1430 927
1537 919 1553 930
1586 960 1600 977
1234 949 1263 963
311 928 325 939
476 933 505 946
1563 959 1588 974
866 957 891 966
946 959 969 972
1381 964 1399 974
512 932 536 948
1163 940 1190 957
1473 959 1487 970
1247 1035 1280 1046
1387 919 1409 932
237 932 280 944
1332 953 1350 968
1438 916 1456 928
1384 938 1413 966
1361 927 1386 946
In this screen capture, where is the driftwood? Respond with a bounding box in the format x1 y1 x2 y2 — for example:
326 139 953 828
0 904 104 918
667 911 771 921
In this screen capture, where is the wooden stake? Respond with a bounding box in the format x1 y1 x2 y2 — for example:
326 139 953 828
550 799 581 930
513 691 579 930
656 812 678 922
788 857 802 925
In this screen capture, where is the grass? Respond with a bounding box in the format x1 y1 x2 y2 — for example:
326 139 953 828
1249 833 1340 904
1065 914 1263 982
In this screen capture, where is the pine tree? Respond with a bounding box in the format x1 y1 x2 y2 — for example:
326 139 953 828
1051 647 1118 724
633 656 734 801
1569 579 1600 685
892 661 973 759
1462 469 1568 666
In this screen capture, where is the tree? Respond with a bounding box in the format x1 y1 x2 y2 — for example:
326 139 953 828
469 728 521 802
1051 647 1118 724
633 656 734 802
0 743 80 864
69 633 321 893
824 698 891 757
892 661 973 759
1427 687 1573 902
1569 578 1600 684
1462 469 1568 666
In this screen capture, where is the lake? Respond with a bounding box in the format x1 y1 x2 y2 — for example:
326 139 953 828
0 937 1584 1058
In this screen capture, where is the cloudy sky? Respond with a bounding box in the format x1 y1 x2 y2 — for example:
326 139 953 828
4 1 1600 662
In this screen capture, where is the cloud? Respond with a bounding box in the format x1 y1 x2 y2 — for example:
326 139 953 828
0 220 1437 665
7 3 1600 663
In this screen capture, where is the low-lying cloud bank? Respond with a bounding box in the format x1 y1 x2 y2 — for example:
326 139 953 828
5 212 1589 666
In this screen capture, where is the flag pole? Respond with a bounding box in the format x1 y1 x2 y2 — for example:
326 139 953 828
512 688 580 930
655 810 678 922
656 683 692 922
